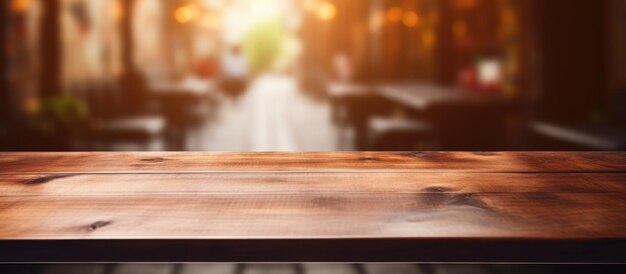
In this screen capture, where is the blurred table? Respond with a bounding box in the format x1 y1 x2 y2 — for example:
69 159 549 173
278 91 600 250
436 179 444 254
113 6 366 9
531 121 626 150
378 84 516 150
149 77 216 97
149 77 217 114
326 83 387 149
327 83 375 98
378 83 509 112
149 78 216 150
326 82 378 124
0 152 625 262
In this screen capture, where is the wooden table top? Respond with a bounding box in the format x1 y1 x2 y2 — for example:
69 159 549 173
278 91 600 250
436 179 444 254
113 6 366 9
0 152 625 263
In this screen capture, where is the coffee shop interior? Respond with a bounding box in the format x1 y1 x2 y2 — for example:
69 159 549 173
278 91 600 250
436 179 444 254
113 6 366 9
1 0 625 152
1 0 626 273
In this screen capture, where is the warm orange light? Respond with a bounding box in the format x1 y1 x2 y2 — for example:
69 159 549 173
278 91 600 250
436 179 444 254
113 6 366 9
200 13 220 29
369 10 386 31
110 0 123 22
386 6 403 23
175 4 200 24
317 2 336 21
402 11 419 28
453 20 468 38
453 0 478 10
11 0 31 13
422 30 437 49
303 0 320 12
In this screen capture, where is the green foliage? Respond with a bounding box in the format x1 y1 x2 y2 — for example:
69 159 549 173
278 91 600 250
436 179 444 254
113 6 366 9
30 94 88 134
242 20 288 73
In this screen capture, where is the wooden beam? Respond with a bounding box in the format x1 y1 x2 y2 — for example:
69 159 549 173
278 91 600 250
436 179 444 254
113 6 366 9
0 152 624 173
1 172 626 196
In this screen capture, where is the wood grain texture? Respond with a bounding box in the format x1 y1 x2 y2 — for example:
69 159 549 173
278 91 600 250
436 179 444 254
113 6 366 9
0 152 625 263
1 193 625 239
1 173 626 196
0 151 624 173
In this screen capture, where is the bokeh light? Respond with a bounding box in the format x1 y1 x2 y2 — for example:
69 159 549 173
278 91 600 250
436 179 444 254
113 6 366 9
387 6 404 23
403 11 419 28
175 3 200 24
317 2 337 21
10 0 31 13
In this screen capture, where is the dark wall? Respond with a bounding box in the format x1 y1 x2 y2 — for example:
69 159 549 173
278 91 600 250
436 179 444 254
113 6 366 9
0 0 7 138
38 0 62 99
534 0 608 122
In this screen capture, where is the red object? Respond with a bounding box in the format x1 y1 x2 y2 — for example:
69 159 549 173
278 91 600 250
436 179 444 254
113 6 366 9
459 67 478 91
194 58 218 78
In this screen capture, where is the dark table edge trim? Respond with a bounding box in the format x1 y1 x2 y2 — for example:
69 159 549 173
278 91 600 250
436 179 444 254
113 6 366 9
1 238 624 263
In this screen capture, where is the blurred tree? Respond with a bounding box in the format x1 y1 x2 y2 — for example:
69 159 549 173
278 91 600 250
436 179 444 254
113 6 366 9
242 20 287 73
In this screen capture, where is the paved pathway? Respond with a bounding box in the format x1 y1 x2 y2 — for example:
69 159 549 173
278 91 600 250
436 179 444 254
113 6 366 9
186 74 343 151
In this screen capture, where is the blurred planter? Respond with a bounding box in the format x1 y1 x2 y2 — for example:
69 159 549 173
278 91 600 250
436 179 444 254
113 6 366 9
28 95 88 150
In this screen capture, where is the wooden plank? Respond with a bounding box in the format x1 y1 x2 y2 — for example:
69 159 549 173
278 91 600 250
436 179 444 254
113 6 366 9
39 264 106 274
489 265 554 274
363 264 421 274
240 264 298 274
180 264 236 274
0 152 624 174
0 193 624 239
429 265 490 274
113 264 174 274
1 172 625 196
304 264 359 274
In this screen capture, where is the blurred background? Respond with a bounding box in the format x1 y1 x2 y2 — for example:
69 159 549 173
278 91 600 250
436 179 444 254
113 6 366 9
1 0 625 152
